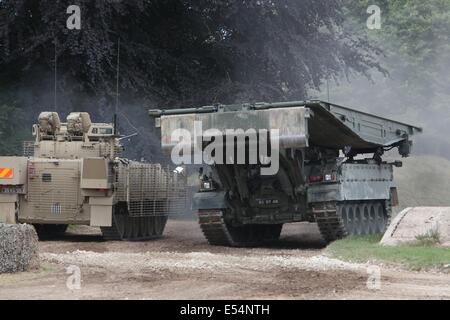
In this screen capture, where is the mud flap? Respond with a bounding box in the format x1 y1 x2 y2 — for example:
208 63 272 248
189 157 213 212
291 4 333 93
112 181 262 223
390 187 399 207
89 196 113 227
0 194 18 224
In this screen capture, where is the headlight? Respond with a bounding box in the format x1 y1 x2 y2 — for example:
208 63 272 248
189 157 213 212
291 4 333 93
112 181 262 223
202 181 212 190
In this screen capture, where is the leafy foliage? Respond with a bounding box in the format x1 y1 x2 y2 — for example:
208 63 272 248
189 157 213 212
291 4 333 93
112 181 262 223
0 0 382 105
0 103 29 155
0 0 386 158
343 0 450 97
330 1 450 159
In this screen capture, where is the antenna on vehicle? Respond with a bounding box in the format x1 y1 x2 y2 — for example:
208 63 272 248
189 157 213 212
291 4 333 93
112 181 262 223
54 37 58 111
114 37 120 135
326 78 330 102
113 37 140 141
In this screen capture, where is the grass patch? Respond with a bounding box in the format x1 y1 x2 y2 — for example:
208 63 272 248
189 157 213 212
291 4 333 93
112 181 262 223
326 235 450 271
415 228 441 246
0 262 55 285
66 224 78 232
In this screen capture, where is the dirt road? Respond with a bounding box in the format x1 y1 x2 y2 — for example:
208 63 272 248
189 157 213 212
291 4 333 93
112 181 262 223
0 220 449 299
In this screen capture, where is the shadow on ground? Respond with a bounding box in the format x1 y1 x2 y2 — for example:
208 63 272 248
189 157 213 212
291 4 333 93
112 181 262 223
37 220 327 253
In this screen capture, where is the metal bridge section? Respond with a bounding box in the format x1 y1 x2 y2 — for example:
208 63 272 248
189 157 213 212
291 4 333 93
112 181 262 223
150 100 422 157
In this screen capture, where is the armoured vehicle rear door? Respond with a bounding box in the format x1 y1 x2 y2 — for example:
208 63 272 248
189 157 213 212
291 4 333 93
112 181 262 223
24 159 83 223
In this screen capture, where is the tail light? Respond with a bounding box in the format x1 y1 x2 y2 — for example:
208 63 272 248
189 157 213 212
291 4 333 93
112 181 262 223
309 173 337 183
27 162 37 179
309 175 323 183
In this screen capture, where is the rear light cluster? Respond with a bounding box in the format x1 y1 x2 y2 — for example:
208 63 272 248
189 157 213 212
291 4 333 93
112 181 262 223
200 181 215 191
308 175 323 183
309 173 337 183
27 162 37 179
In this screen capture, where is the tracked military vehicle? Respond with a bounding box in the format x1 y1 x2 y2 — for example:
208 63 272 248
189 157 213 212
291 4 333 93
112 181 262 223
150 100 422 246
0 112 186 240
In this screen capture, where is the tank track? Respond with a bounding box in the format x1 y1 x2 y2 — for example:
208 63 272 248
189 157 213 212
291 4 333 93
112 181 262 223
198 209 282 247
313 202 347 242
101 204 168 241
99 216 122 240
198 210 236 246
313 200 391 243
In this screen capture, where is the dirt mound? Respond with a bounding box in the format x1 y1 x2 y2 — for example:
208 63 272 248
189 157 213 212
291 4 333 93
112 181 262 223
381 207 450 247
0 223 39 273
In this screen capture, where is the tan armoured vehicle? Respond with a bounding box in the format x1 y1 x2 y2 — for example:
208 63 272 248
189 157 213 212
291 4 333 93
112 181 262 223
0 112 186 240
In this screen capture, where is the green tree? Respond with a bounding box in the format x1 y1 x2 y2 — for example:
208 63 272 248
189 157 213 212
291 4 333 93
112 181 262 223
0 103 29 155
329 0 450 159
343 0 450 98
0 0 383 105
0 0 385 160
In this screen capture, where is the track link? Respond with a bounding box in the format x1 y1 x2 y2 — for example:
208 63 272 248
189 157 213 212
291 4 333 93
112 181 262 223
198 210 235 246
313 202 347 243
198 210 283 247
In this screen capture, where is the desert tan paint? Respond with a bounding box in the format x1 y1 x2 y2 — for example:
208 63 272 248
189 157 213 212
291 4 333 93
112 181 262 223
0 156 112 226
